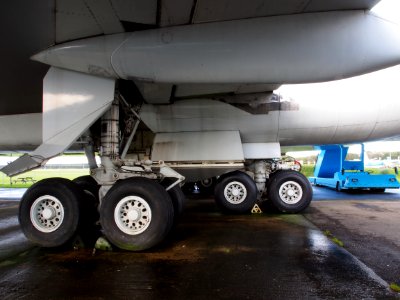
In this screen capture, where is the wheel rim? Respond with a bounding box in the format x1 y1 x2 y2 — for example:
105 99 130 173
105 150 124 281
278 181 303 204
224 181 247 204
30 195 64 233
114 196 152 235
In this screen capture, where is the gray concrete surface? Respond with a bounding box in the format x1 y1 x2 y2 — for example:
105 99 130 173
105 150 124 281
0 193 398 299
0 200 33 261
305 186 400 288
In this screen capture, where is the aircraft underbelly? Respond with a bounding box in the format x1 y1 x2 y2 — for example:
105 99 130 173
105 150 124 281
0 113 42 150
33 11 400 86
140 98 400 147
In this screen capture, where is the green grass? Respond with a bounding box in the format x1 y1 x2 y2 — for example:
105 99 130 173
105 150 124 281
301 165 315 177
323 230 344 247
0 169 89 188
1 163 399 188
390 283 400 293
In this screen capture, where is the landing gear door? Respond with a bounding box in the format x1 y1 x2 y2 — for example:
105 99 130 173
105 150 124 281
1 67 115 176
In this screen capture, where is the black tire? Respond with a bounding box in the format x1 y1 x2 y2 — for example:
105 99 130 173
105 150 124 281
73 175 101 245
19 178 82 247
259 171 281 213
267 171 312 213
370 188 385 193
100 177 174 251
214 171 257 214
73 175 99 200
73 175 100 221
160 178 186 220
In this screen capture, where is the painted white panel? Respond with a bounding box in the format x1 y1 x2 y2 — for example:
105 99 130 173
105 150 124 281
305 0 380 12
160 0 194 26
193 0 378 23
32 34 128 78
135 82 173 104
242 143 281 159
112 0 157 24
152 131 244 162
140 99 279 143
85 0 124 34
174 83 280 98
56 0 102 43
37 67 115 158
0 113 42 150
111 11 400 84
193 0 306 23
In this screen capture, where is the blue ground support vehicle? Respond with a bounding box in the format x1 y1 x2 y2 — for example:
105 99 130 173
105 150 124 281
308 144 400 192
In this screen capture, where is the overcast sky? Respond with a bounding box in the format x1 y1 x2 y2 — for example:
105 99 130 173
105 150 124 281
279 0 400 153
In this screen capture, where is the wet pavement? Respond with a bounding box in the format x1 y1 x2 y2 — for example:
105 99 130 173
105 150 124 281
305 186 400 289
0 200 32 261
0 192 398 299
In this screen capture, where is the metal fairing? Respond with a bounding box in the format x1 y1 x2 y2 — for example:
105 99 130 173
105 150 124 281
32 11 400 87
152 131 244 162
140 94 400 147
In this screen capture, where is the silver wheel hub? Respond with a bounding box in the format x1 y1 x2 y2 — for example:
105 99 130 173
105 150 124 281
30 195 64 233
279 181 303 204
224 181 247 204
114 196 152 235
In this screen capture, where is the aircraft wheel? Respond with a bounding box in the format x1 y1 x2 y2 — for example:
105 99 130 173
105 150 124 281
19 178 82 247
160 178 186 220
73 175 99 221
73 175 99 200
214 171 257 214
267 171 312 213
100 177 174 251
73 175 101 244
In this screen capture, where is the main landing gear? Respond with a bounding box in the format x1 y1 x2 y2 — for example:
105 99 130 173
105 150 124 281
17 91 312 252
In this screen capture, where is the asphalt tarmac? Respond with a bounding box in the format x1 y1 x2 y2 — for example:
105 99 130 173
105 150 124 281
0 188 399 299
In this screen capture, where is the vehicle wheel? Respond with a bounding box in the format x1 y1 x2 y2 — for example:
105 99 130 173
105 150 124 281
19 178 82 247
214 171 257 214
160 178 186 220
336 182 341 192
73 175 101 245
260 172 280 213
370 188 385 193
100 177 174 251
73 175 99 200
267 171 312 213
73 175 99 219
